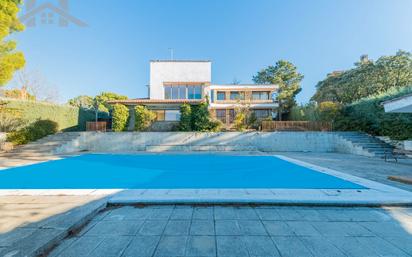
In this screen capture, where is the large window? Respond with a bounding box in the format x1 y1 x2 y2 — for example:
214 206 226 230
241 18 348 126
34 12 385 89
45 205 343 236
165 110 181 121
216 109 226 123
217 91 226 101
252 91 270 100
254 109 271 119
164 85 202 100
230 91 245 100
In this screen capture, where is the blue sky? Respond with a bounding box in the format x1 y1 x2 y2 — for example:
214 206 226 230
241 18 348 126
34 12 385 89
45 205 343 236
9 0 412 103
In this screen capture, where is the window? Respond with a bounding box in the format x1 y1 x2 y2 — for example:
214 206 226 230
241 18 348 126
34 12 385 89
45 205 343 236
165 85 202 99
155 110 165 121
188 85 202 99
254 109 270 119
165 110 181 121
229 109 236 123
216 109 226 123
171 86 179 99
217 92 226 101
164 86 172 99
230 91 245 100
252 91 270 100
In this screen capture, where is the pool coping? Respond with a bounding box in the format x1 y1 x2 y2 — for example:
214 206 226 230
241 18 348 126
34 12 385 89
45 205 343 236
1 153 412 206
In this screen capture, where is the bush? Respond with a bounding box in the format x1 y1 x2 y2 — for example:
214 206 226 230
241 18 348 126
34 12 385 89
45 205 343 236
191 102 211 131
178 104 192 131
7 119 58 145
134 105 156 131
318 101 341 122
177 102 222 132
111 104 129 131
334 86 412 140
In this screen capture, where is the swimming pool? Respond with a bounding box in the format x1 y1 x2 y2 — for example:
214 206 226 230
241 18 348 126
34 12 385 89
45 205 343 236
0 154 365 189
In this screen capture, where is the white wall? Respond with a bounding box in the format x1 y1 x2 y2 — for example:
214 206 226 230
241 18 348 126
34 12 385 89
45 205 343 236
149 61 211 99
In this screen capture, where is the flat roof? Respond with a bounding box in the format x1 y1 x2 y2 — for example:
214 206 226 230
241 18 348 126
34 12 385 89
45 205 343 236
108 99 204 105
150 60 211 63
382 93 412 105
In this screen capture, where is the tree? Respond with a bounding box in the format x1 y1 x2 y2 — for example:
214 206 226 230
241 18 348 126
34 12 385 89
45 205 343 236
68 95 94 109
14 69 59 103
0 88 36 100
94 92 128 113
178 104 192 131
312 51 412 104
0 0 25 86
253 60 303 120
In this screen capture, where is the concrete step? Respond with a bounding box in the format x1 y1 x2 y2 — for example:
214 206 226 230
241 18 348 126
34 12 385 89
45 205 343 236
145 145 258 152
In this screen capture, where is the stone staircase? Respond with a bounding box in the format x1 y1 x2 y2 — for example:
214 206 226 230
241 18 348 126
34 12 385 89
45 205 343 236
337 132 404 159
0 132 81 157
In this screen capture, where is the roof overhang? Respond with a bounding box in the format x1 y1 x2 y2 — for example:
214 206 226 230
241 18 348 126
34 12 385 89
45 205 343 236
382 94 412 113
210 84 278 90
108 99 204 106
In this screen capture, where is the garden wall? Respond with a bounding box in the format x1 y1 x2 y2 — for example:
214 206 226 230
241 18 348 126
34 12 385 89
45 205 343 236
1 98 97 131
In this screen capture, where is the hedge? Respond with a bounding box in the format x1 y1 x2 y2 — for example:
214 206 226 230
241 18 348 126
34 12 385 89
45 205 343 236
335 86 412 140
7 120 58 145
1 98 100 131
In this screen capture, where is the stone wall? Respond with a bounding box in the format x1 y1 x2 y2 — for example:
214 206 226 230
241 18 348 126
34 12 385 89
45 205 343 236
54 132 373 157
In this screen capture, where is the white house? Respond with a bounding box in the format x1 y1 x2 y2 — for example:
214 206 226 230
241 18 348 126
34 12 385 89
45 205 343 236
111 60 278 127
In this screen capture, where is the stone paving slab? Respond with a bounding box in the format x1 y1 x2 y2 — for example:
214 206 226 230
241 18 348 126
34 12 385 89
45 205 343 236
48 205 412 257
0 196 107 257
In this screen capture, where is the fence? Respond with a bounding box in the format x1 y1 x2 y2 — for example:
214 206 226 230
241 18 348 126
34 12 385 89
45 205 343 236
86 122 107 132
261 121 332 131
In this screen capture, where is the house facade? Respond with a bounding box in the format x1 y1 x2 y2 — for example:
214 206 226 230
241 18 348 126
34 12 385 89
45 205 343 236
112 60 278 129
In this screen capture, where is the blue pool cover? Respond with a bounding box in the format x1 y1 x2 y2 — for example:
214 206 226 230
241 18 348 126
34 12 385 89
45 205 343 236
0 154 366 189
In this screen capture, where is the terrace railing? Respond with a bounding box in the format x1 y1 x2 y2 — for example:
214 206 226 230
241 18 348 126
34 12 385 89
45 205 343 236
261 121 332 132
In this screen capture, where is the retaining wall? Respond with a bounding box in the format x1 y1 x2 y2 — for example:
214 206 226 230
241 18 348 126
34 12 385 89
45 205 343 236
54 132 372 156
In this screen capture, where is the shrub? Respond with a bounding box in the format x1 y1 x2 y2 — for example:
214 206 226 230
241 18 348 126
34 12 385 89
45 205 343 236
247 112 259 130
178 102 222 132
111 104 129 131
334 86 412 140
134 105 156 131
179 104 192 131
233 112 247 131
318 101 341 122
7 119 58 145
191 102 211 131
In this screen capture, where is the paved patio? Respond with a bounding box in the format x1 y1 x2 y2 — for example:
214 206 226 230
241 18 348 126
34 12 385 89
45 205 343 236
49 205 412 257
281 152 412 192
1 152 411 256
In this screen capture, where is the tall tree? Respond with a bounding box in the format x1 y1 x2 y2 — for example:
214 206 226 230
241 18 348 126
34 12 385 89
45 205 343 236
0 0 25 86
94 92 128 113
253 60 303 120
312 51 412 104
67 95 94 109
